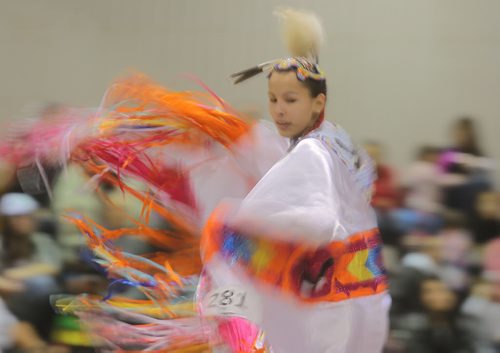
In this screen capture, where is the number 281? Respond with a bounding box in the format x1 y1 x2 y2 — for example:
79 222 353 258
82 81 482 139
208 290 246 307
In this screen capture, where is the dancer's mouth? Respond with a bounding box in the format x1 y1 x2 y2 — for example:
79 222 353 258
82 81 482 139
275 121 291 130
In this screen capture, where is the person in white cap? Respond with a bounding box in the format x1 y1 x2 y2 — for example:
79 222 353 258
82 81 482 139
0 193 63 338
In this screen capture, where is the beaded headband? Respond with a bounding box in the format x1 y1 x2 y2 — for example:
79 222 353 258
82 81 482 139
273 57 325 81
231 57 325 84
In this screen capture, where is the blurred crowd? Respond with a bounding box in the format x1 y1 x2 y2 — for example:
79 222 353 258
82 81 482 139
0 109 498 353
367 117 499 352
0 105 153 353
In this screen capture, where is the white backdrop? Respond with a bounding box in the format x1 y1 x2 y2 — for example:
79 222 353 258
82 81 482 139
1 0 499 184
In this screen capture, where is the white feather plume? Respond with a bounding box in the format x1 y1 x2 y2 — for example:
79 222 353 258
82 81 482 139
274 8 325 60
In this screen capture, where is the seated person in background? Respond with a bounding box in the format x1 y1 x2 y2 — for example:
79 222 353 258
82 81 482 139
0 104 70 239
52 164 146 298
440 117 494 216
470 191 499 245
437 213 473 296
53 164 144 267
403 146 445 213
364 141 401 210
393 146 467 235
461 278 500 353
364 141 402 246
389 275 476 353
483 237 500 283
0 193 62 339
390 236 444 316
397 217 472 297
52 164 107 267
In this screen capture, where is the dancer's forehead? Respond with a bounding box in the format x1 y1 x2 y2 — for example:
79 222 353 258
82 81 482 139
268 71 311 96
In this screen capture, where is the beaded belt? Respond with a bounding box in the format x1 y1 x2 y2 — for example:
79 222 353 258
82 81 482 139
202 208 388 303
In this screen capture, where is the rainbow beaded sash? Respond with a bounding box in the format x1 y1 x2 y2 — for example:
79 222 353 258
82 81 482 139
202 209 388 304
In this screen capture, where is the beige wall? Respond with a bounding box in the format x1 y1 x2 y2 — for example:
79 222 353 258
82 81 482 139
1 0 499 184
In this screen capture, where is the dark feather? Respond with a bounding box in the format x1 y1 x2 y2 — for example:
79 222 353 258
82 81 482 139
230 65 264 84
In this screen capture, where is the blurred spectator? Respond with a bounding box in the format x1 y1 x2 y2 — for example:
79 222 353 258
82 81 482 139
439 214 474 267
52 164 148 300
440 117 494 216
0 162 16 198
461 237 500 351
392 146 445 236
365 141 402 246
483 237 500 283
413 222 471 291
53 164 144 266
390 236 442 315
0 193 62 339
389 276 476 353
393 146 470 235
365 141 401 210
403 146 445 214
53 164 112 266
471 191 500 244
461 277 500 352
1 104 65 207
389 263 426 316
0 104 69 240
400 236 442 276
430 213 472 296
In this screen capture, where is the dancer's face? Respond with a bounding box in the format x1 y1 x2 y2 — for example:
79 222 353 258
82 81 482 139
268 71 325 138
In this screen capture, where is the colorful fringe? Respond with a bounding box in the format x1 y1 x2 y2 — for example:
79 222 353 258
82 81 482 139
0 73 263 352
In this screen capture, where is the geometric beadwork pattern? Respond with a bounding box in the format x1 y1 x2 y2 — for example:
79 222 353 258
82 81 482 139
203 212 388 304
